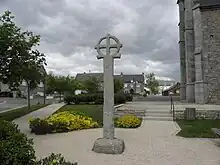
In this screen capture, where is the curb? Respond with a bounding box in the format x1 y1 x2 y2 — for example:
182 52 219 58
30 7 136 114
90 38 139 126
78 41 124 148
114 104 125 112
171 121 181 136
114 104 124 109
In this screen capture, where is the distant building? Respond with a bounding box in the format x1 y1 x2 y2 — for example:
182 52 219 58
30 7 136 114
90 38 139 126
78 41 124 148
75 72 145 94
162 82 180 96
157 80 176 95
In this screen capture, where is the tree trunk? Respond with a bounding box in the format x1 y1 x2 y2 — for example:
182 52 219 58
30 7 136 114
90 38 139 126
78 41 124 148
43 79 46 104
27 81 31 109
59 93 62 102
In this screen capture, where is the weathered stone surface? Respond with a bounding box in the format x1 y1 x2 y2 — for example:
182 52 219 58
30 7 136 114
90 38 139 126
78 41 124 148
178 0 186 101
184 108 196 120
175 109 220 120
185 0 195 103
92 138 125 154
93 34 125 154
177 0 220 104
202 9 220 104
95 34 122 139
114 109 146 118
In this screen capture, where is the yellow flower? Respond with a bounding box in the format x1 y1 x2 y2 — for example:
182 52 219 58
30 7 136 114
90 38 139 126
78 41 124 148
116 115 141 128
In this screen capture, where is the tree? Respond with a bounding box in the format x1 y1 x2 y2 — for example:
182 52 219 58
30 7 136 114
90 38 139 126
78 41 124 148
21 62 45 109
83 76 101 93
0 11 46 90
46 73 80 99
145 73 159 95
45 72 57 95
114 78 124 93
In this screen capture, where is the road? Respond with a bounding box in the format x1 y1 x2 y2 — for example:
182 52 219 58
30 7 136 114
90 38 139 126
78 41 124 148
0 97 59 112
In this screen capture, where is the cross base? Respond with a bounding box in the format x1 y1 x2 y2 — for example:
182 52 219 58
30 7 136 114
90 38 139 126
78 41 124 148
92 137 125 154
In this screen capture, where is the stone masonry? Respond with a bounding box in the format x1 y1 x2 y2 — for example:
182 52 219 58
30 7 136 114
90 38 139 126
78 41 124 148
177 0 220 104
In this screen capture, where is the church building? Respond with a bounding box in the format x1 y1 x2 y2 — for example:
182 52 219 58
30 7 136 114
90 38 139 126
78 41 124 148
177 0 220 104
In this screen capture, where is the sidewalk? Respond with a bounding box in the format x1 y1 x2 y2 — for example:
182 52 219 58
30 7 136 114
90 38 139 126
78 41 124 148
31 120 220 165
13 103 65 134
13 102 220 165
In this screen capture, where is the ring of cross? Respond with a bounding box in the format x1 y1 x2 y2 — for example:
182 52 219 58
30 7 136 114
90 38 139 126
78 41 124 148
95 34 122 58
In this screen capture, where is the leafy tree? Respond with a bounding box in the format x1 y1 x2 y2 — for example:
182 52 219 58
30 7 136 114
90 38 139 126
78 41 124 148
0 11 46 90
45 72 57 94
46 73 80 99
83 76 101 93
114 78 124 93
21 62 46 109
145 73 159 95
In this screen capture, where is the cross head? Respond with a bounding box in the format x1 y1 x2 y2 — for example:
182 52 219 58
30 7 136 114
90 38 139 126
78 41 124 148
95 33 123 59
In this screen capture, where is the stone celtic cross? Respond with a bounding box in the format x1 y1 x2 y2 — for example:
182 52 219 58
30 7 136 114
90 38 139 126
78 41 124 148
95 33 122 139
92 34 125 154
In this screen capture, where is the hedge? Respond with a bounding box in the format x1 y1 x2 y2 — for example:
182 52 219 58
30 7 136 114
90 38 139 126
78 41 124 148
64 92 133 105
0 120 77 165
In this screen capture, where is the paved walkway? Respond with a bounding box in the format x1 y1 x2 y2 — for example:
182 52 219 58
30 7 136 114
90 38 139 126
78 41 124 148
13 103 65 134
13 103 220 165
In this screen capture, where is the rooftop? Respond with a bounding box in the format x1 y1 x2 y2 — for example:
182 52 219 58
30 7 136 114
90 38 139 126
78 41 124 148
200 0 220 7
177 0 220 7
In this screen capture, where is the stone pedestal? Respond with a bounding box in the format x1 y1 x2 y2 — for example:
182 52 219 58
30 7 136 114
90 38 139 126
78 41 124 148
92 138 125 154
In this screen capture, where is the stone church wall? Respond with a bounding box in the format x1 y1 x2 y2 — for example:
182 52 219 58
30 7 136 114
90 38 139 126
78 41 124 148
202 9 220 103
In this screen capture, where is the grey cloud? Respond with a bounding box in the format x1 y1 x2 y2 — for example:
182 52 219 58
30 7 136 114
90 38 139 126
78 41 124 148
0 0 181 80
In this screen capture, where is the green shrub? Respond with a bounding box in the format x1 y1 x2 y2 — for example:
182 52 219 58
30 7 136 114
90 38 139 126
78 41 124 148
94 98 104 104
29 118 53 135
114 91 126 104
35 153 77 165
29 111 99 134
64 93 103 104
0 121 78 165
0 120 36 165
64 92 131 105
125 93 133 101
115 115 142 128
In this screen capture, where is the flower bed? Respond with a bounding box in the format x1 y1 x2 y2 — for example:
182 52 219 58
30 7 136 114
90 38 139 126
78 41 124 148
29 111 99 135
29 109 143 135
115 115 142 128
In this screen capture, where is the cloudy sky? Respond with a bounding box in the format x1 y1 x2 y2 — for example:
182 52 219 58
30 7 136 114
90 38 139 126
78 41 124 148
0 0 180 81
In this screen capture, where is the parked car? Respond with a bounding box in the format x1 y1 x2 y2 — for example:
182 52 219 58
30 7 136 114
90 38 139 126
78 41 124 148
0 91 13 97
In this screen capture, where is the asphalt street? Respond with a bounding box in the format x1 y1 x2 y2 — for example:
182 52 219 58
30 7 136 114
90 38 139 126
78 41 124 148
0 97 59 112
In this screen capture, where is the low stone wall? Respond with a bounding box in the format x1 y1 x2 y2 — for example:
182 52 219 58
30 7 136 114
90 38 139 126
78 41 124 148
174 110 220 120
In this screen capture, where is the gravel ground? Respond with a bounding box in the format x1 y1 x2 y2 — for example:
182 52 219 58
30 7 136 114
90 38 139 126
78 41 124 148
13 103 220 165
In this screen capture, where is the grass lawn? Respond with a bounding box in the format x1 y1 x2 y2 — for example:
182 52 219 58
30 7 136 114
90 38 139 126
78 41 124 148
0 104 49 121
177 120 220 138
57 104 103 125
